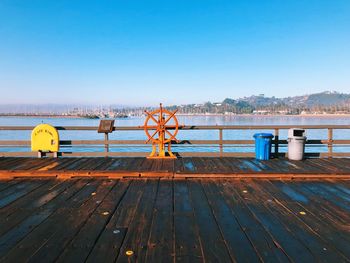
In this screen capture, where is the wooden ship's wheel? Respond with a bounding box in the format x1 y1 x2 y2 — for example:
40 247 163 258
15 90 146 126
143 103 179 158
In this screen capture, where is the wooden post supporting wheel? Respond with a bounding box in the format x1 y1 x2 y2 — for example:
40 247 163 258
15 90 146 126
143 103 179 158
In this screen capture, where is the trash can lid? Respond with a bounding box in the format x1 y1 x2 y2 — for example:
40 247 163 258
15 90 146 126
253 133 274 138
288 128 306 138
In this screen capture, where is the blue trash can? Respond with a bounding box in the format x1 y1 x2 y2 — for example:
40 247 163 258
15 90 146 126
253 133 274 160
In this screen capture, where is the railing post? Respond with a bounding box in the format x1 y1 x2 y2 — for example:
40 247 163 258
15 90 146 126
104 133 109 156
328 128 333 158
274 128 279 158
219 128 223 157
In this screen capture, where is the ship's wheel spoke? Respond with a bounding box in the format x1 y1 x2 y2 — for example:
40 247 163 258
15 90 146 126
150 115 159 124
165 129 174 139
146 129 159 143
163 110 178 125
145 111 159 124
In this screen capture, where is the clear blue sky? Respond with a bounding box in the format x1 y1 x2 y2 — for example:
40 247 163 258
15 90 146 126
0 0 349 106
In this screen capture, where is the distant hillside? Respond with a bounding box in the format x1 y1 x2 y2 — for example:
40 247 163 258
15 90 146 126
173 91 350 114
296 91 350 107
239 91 350 107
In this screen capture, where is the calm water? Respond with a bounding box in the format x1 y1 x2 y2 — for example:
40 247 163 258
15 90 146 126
0 116 349 153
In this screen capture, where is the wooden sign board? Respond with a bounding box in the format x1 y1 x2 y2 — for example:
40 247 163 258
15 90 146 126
98 120 115 133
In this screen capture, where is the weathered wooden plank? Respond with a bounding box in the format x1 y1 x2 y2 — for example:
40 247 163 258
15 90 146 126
21 180 115 262
160 159 174 172
302 159 338 174
174 158 184 173
63 158 92 170
73 157 105 170
231 158 258 173
311 159 347 174
0 179 23 192
86 180 146 262
24 180 117 262
200 179 260 262
0 158 24 170
293 160 324 174
218 179 289 262
105 158 124 171
235 179 316 262
250 159 274 172
0 179 48 209
0 179 98 260
127 157 145 171
189 157 206 173
317 182 350 202
131 158 152 172
277 159 303 172
200 157 220 173
267 159 298 173
0 180 85 238
145 180 174 263
261 180 350 259
174 172 350 179
327 179 350 196
15 158 55 171
56 180 130 262
6 158 41 171
91 157 115 170
187 180 232 262
327 159 350 173
36 159 62 171
206 157 232 173
49 158 82 171
216 157 238 173
182 157 197 173
287 181 350 225
173 180 203 262
148 159 162 172
115 158 135 171
26 158 58 171
0 179 61 217
175 158 185 173
0 157 14 166
214 157 235 173
250 179 348 262
116 179 159 263
302 182 350 213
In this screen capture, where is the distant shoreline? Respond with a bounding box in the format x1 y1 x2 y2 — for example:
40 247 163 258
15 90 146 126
0 114 90 119
176 113 350 117
0 113 350 118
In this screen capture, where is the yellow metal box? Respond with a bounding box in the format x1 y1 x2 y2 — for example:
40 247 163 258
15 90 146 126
31 124 60 152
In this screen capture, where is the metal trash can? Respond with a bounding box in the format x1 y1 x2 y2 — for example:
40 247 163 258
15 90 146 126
253 133 274 160
288 128 306 160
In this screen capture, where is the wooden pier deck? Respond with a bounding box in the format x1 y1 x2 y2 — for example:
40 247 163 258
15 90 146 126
0 157 349 179
0 157 349 262
0 177 349 262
